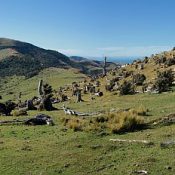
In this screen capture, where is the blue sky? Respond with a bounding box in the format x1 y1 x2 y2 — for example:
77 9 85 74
1 0 175 57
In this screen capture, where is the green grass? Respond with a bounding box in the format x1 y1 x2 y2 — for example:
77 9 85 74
0 68 175 175
0 68 86 101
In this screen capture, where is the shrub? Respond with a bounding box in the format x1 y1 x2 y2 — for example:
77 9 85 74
165 58 175 66
154 69 174 92
133 74 146 86
155 56 166 64
43 83 53 95
143 56 149 64
119 81 135 95
123 71 133 78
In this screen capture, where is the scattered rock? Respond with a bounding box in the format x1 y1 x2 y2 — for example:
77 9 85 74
60 128 68 132
152 113 175 126
97 131 109 137
160 141 175 148
90 145 102 149
64 163 70 168
165 165 172 170
76 144 82 148
134 170 148 174
25 114 54 126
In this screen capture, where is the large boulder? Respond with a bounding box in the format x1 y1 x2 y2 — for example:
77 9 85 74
25 114 54 126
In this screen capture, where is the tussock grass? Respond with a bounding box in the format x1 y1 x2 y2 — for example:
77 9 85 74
107 110 144 133
61 117 86 132
62 107 146 134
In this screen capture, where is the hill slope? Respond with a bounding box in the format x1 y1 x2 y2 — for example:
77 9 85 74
0 67 175 175
102 48 175 94
70 56 119 74
0 38 118 77
0 38 80 77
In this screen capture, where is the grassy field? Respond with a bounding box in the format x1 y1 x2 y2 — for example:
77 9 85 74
0 68 175 175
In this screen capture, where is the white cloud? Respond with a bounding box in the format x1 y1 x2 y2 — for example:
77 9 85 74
57 49 84 56
57 45 173 58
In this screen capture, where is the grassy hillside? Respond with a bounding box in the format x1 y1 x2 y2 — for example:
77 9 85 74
0 38 78 78
0 38 117 78
0 68 85 101
0 67 175 175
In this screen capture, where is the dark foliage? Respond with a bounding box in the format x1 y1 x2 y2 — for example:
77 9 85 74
165 58 175 66
119 81 135 95
0 56 42 77
155 56 167 64
154 70 174 92
0 101 16 116
143 56 149 64
43 83 53 96
123 71 133 78
133 74 146 86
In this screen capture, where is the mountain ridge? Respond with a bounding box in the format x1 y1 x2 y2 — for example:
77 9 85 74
0 38 117 77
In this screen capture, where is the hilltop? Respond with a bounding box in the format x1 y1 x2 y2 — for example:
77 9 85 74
102 48 175 94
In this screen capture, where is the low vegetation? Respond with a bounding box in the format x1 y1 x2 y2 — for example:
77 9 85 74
62 106 147 134
119 81 135 95
107 110 144 133
154 69 174 92
1 45 175 174
11 109 27 116
132 73 146 86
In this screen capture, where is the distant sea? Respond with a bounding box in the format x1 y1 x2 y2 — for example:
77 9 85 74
91 57 140 64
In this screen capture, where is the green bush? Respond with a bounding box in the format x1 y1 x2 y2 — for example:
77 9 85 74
133 74 146 86
154 69 174 92
119 81 135 95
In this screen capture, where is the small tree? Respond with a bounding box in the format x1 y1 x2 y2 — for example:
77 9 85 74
43 83 52 95
133 74 146 86
38 82 56 111
119 81 135 95
154 70 174 92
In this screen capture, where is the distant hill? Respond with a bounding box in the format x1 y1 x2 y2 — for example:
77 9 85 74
70 56 119 74
0 38 78 77
90 57 137 64
70 56 89 62
0 38 118 77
